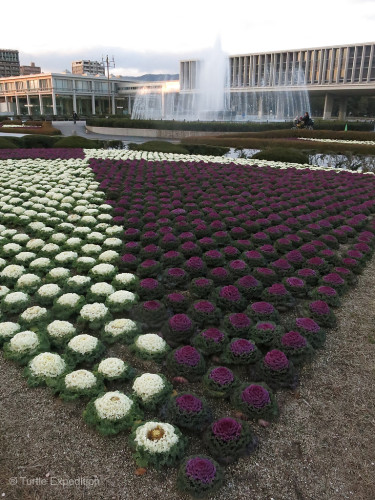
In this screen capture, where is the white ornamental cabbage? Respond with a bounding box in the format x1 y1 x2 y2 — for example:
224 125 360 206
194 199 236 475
80 303 108 321
135 334 167 353
104 318 137 337
97 358 126 377
65 369 97 389
1 264 25 279
20 305 48 323
9 330 39 352
134 422 179 453
132 373 165 402
47 320 76 338
29 352 66 378
0 321 21 339
94 391 133 420
68 334 98 354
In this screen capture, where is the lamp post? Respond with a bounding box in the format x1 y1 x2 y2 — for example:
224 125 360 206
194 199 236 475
102 55 115 115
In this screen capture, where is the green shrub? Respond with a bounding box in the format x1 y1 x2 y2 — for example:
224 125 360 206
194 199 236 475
21 135 59 148
183 143 230 156
127 141 189 154
53 135 101 149
252 147 309 164
0 137 18 149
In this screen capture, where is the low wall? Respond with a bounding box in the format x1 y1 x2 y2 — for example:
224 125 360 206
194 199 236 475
86 126 221 139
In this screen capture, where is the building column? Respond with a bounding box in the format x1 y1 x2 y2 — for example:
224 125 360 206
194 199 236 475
52 91 57 115
15 95 20 115
323 93 334 119
258 95 264 119
73 92 77 113
39 94 44 115
338 97 348 120
111 93 115 114
92 94 96 115
26 94 31 115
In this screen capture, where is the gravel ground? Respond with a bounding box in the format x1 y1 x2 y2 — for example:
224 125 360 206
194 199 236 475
1 258 374 500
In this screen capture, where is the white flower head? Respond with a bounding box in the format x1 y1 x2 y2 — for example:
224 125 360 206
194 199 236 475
29 352 66 378
0 321 21 339
94 391 133 420
104 318 137 337
135 334 167 353
9 330 39 352
47 320 76 338
134 421 179 453
68 334 98 354
20 305 48 322
132 373 165 402
97 357 126 378
65 369 97 390
80 303 108 321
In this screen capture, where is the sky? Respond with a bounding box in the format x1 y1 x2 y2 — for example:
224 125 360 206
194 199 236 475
3 0 375 76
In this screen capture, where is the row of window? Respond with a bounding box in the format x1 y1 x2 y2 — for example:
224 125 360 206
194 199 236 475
0 78 112 93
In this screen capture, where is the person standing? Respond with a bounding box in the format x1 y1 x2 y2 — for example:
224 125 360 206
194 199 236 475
72 111 78 124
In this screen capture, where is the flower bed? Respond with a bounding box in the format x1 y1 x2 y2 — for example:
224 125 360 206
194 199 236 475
1 149 375 496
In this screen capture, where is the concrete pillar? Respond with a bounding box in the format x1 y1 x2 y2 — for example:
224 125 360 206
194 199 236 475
92 94 96 115
73 92 77 113
338 97 348 120
52 92 57 115
258 95 264 118
26 94 31 115
39 94 43 115
323 93 334 119
15 95 20 115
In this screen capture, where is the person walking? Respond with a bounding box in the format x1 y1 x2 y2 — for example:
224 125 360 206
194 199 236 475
72 111 78 124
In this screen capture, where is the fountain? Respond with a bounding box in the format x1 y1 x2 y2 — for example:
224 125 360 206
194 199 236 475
131 39 311 122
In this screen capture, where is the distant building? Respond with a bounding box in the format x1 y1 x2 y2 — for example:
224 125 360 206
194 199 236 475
20 62 41 75
0 49 20 77
72 60 105 76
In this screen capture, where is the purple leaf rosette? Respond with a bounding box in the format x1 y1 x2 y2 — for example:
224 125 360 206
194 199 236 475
221 337 261 365
250 321 284 347
231 382 278 421
235 274 263 299
303 300 337 328
276 330 315 367
202 417 258 465
177 455 224 498
287 317 326 349
161 393 213 432
212 285 245 312
246 301 280 322
188 300 221 326
192 327 228 355
132 300 168 329
202 366 238 398
189 277 214 299
258 349 298 390
166 345 206 381
137 278 165 300
161 313 195 345
222 312 252 338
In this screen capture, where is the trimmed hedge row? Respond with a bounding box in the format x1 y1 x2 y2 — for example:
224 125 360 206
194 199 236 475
86 117 374 132
128 141 230 156
0 135 123 150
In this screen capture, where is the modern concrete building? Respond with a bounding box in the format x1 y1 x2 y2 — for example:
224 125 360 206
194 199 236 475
0 72 135 117
20 62 41 76
179 42 375 120
0 49 20 78
72 60 105 76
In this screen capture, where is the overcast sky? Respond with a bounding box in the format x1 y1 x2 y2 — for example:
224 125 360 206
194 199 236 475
3 0 375 76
